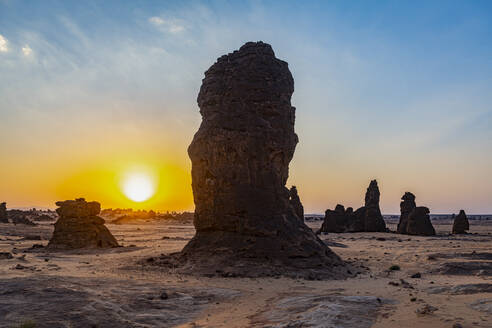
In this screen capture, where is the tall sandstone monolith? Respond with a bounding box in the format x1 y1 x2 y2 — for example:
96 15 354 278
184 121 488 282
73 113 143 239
0 202 8 223
175 41 345 278
361 179 386 232
48 198 118 249
452 209 469 234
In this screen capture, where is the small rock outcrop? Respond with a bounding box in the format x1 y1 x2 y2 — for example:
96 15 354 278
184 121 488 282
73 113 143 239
397 192 436 236
318 180 387 233
154 42 346 279
452 210 469 234
289 186 304 221
406 206 436 236
0 202 8 223
397 192 416 234
48 198 118 249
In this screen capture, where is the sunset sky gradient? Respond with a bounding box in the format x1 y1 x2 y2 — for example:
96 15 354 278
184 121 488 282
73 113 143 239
1 0 491 213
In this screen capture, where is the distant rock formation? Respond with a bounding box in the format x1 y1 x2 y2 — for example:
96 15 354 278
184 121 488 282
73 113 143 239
318 180 387 233
397 193 435 236
11 214 36 226
160 41 345 279
33 214 55 222
319 204 350 233
0 202 8 223
48 198 118 249
289 186 304 221
397 192 416 234
360 180 387 232
452 210 469 234
406 206 436 236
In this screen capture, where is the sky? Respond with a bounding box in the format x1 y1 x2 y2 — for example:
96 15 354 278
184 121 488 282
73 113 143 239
0 0 491 214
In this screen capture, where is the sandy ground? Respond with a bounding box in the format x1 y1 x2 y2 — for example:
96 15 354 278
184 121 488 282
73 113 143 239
0 219 491 328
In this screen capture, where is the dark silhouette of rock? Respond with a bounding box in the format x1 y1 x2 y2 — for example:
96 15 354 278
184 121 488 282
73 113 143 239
0 202 7 223
155 41 345 279
289 186 304 221
318 180 386 233
397 192 435 236
406 206 436 236
452 210 469 234
397 192 416 234
360 180 386 232
48 198 118 249
319 204 348 233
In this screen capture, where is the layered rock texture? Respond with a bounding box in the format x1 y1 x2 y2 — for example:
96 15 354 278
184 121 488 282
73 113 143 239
48 198 118 249
318 180 387 233
397 193 436 236
289 186 304 221
162 41 346 279
0 202 8 223
452 210 469 234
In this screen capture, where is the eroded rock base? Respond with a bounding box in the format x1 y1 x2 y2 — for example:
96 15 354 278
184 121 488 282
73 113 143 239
147 231 350 279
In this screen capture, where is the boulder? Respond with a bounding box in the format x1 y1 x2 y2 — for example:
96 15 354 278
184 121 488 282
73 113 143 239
452 210 469 234
397 192 416 234
48 198 118 249
166 41 345 279
406 206 436 236
289 186 304 221
0 202 8 223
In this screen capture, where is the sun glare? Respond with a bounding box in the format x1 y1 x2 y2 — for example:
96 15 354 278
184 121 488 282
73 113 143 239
122 172 155 202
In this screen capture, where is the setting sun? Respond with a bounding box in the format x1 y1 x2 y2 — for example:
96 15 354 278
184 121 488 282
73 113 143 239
122 172 155 202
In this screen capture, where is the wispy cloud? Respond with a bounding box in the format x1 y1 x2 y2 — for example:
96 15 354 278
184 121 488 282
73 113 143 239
21 44 32 56
0 34 8 52
148 16 185 33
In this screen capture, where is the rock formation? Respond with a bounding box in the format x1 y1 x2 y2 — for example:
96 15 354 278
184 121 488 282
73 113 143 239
452 210 469 234
406 206 436 236
318 180 387 233
360 180 387 232
0 202 8 223
289 186 304 221
48 198 118 249
397 192 435 236
319 204 350 233
397 192 416 234
158 41 346 279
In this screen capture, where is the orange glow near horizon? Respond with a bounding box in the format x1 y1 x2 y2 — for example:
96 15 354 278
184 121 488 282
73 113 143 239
0 154 194 212
56 161 193 211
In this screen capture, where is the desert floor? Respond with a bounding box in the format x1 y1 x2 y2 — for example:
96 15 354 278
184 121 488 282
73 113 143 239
0 219 491 328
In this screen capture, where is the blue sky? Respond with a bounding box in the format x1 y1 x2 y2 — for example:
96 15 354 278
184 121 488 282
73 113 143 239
1 0 491 213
